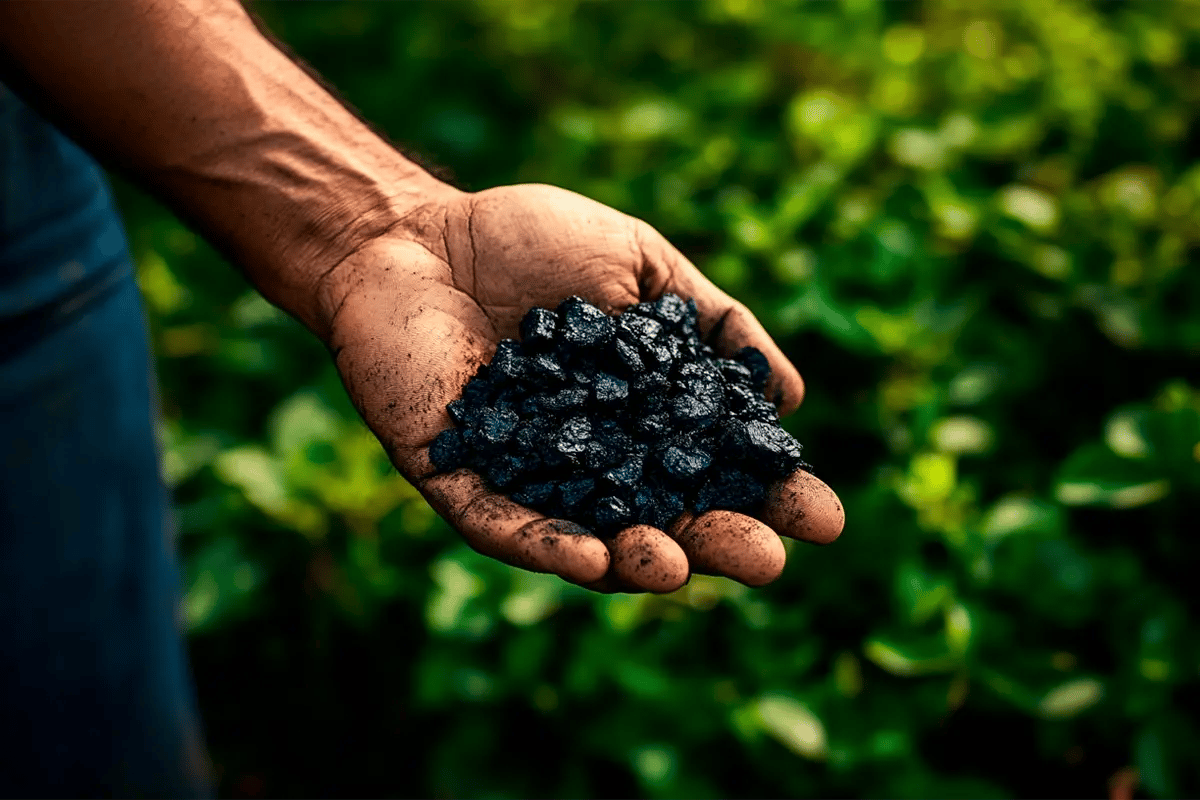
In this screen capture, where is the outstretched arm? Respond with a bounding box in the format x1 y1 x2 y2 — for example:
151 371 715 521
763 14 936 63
0 0 844 592
0 0 449 339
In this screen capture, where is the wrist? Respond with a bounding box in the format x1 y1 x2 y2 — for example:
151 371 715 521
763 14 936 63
301 176 465 342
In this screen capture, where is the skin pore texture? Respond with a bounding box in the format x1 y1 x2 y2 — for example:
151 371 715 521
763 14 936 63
0 0 844 592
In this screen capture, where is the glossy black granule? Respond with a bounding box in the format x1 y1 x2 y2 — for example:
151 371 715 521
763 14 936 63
429 293 811 538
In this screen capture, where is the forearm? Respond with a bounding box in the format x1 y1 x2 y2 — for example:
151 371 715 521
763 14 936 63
0 0 453 338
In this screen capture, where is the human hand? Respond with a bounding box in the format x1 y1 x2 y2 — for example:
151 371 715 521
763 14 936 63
322 183 844 592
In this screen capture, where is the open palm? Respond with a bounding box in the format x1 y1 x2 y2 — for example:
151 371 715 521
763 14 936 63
324 184 844 592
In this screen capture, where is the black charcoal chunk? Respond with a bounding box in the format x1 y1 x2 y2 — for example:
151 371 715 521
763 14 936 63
593 373 629 405
429 428 466 472
601 455 644 490
478 407 519 447
512 481 555 508
652 293 690 328
660 445 712 482
641 340 678 371
461 378 491 409
559 296 615 349
527 354 567 385
514 422 540 453
552 415 592 461
613 339 644 373
491 339 525 381
718 358 753 384
634 413 670 438
724 382 761 416
519 307 558 349
616 314 664 344
676 361 723 385
583 440 612 471
540 387 589 413
645 491 686 531
559 478 595 514
632 371 669 395
734 346 771 390
670 383 723 428
695 470 765 514
487 454 523 490
592 496 632 533
447 399 469 425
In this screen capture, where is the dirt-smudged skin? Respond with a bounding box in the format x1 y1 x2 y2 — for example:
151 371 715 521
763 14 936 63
763 470 845 545
673 511 787 587
428 293 812 540
609 525 689 593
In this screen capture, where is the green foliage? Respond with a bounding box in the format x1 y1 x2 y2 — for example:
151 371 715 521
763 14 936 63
110 0 1200 796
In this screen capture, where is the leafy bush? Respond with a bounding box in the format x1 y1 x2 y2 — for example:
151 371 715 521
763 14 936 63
111 1 1200 796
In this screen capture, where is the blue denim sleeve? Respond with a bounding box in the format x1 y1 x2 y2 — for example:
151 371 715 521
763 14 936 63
0 81 214 799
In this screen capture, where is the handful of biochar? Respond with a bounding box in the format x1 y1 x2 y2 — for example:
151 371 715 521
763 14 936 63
429 293 810 538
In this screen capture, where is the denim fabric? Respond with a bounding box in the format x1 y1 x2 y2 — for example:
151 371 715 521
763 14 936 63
0 82 213 798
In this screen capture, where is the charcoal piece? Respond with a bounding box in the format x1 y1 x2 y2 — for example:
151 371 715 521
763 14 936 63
519 307 558 349
595 419 625 440
634 413 670 438
478 407 520 447
743 396 779 422
632 371 669 396
512 481 555 508
659 445 712 482
429 428 466 472
718 358 753 384
670 389 722 429
643 491 686 531
486 454 523 490
593 373 629 405
592 496 632 534
513 422 540 453
616 313 664 345
738 420 805 474
734 346 771 390
612 339 644 374
559 478 595 514
624 301 659 319
583 440 613 471
676 361 723 385
552 415 592 460
460 377 491 410
447 398 469 425
724 382 761 416
515 450 543 475
540 387 589 413
558 296 615 349
601 454 644 490
695 470 765 514
640 340 678 371
640 392 669 417
490 339 525 381
598 430 633 460
651 293 690 328
526 354 567 385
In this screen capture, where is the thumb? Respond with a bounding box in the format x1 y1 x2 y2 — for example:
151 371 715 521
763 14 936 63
634 222 806 415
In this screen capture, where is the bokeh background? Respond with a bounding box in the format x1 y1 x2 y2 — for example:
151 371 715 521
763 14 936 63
107 1 1200 797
